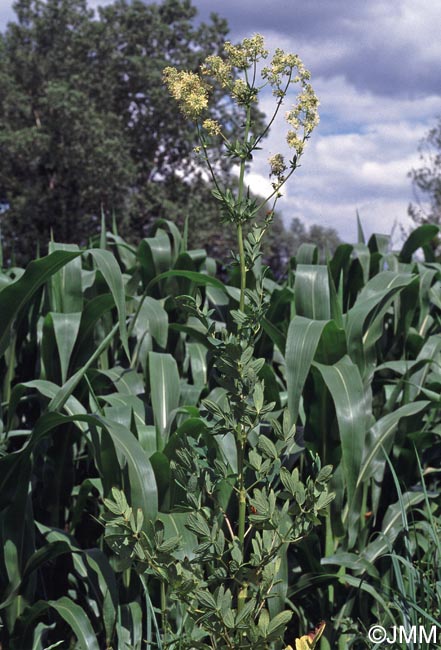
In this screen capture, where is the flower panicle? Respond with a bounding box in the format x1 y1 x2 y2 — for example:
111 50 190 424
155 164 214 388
163 33 319 168
268 153 288 189
163 66 209 120
224 34 268 69
202 119 222 137
286 83 320 154
201 55 232 88
262 48 311 97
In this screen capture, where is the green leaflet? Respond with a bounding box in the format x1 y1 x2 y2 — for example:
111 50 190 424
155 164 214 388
362 491 427 564
132 296 168 350
49 312 82 383
356 211 365 244
157 512 198 561
345 271 415 379
71 293 115 366
351 242 370 284
6 379 87 435
153 219 182 258
186 342 208 386
399 223 440 262
358 401 430 516
0 541 72 610
4 412 158 523
107 232 137 270
48 323 120 413
358 401 430 489
48 242 83 313
296 243 318 264
408 334 441 400
285 316 344 424
138 229 173 286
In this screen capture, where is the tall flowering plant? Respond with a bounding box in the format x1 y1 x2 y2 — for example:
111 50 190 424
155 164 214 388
103 35 332 649
164 35 319 313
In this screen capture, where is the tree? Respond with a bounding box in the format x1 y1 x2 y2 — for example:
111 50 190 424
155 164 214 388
0 0 248 263
307 223 341 257
0 0 132 260
409 117 441 226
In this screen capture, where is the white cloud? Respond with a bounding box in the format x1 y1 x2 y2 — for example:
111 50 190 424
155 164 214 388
244 172 273 199
315 76 441 126
366 0 441 65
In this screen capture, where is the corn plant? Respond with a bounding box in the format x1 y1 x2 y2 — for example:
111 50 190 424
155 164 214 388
0 222 227 648
273 221 441 648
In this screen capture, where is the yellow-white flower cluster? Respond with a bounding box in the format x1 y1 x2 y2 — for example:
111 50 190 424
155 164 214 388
201 55 232 88
163 67 208 120
163 33 319 158
202 119 222 137
223 34 268 69
285 83 320 154
262 49 308 97
268 153 287 187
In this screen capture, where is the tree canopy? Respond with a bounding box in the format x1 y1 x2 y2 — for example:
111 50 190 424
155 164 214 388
409 117 441 227
0 0 245 262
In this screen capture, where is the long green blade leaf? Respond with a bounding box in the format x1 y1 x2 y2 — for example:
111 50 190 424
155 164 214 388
0 250 81 356
149 352 180 447
286 316 329 423
49 596 100 650
88 249 129 358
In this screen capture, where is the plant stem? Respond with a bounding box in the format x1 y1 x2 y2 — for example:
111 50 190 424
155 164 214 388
237 426 248 613
161 581 168 641
235 105 253 615
236 104 251 314
237 223 246 312
253 71 293 149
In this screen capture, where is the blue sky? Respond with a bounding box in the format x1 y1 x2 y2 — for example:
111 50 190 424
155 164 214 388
1 0 441 243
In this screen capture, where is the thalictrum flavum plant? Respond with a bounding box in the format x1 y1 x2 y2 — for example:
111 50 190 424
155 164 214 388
103 34 333 650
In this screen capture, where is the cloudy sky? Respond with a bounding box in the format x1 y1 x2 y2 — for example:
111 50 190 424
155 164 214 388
1 0 441 243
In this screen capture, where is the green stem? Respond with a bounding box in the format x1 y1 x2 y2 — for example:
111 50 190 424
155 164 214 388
235 104 252 615
236 105 251 314
237 427 248 613
253 71 293 149
196 123 225 199
254 161 298 214
161 581 168 641
237 224 246 312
